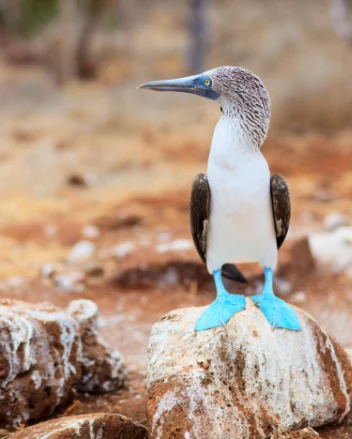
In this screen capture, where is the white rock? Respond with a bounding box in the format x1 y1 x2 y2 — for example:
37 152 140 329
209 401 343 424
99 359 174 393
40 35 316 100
308 226 352 269
54 271 85 293
114 241 136 259
156 239 193 253
323 212 348 231
40 263 60 281
147 301 352 439
290 291 307 304
81 224 100 239
68 241 96 263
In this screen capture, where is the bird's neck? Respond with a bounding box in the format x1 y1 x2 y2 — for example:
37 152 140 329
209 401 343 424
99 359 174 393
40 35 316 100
208 113 259 170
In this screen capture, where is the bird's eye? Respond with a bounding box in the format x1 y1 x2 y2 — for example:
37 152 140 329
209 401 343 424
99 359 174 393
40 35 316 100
204 79 211 87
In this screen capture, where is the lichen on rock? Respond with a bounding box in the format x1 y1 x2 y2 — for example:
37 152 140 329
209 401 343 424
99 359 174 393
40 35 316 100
147 300 352 439
0 299 81 428
67 299 127 393
0 299 126 429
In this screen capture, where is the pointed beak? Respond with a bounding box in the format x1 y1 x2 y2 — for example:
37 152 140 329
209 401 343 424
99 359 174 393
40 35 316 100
138 74 220 101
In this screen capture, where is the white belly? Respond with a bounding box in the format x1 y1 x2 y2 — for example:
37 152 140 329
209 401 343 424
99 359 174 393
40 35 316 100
206 139 277 273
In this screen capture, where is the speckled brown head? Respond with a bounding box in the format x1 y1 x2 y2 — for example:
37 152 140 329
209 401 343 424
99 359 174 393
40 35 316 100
139 66 271 149
207 66 271 148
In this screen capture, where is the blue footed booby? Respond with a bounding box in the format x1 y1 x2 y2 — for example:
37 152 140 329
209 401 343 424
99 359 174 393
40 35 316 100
139 66 300 332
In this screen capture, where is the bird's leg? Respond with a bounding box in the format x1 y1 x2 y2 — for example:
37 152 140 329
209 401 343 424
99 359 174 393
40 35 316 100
195 269 246 331
251 267 301 331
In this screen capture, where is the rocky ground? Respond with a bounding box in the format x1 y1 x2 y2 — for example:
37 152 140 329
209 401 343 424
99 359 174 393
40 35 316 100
0 61 351 437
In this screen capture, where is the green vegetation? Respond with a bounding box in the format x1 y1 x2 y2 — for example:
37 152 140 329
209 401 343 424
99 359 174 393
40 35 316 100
20 0 59 36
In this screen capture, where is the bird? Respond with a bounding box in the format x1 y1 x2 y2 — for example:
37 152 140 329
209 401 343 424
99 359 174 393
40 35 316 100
139 66 300 332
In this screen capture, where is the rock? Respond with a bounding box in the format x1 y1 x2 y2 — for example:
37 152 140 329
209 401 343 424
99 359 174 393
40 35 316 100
114 241 136 259
147 301 352 439
69 241 96 263
67 300 126 393
11 413 148 439
54 270 86 293
81 224 100 239
155 239 193 253
81 261 104 278
272 427 320 438
0 299 81 428
309 227 352 271
67 173 94 187
40 262 63 282
323 212 348 231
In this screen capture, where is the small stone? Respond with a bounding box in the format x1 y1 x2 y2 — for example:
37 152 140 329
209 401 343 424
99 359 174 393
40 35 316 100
290 291 307 304
67 173 94 187
81 224 100 239
11 413 148 439
275 278 292 296
147 302 352 439
114 241 136 259
156 239 193 253
54 270 86 293
40 263 60 281
82 261 104 278
324 212 348 231
69 241 96 263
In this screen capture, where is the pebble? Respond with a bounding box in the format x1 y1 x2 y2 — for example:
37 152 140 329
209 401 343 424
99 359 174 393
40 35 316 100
114 241 136 259
291 291 307 304
156 239 193 253
81 225 100 239
69 241 96 263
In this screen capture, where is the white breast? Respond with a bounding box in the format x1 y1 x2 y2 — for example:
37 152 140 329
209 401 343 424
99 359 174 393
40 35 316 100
205 116 277 274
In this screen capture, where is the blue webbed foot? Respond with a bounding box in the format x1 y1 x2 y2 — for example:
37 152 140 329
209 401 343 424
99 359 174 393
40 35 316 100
195 293 246 331
195 269 246 331
252 267 301 331
251 294 300 330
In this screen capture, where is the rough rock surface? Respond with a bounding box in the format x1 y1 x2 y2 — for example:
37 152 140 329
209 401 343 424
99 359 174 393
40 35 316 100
0 299 126 429
67 300 126 393
272 427 320 438
0 299 81 428
11 413 148 439
147 300 352 439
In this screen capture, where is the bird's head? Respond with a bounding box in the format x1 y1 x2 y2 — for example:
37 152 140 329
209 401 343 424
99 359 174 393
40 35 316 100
139 66 270 149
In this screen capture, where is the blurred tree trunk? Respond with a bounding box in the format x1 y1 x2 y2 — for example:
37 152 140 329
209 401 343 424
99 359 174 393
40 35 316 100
330 0 352 44
53 0 104 82
188 0 210 73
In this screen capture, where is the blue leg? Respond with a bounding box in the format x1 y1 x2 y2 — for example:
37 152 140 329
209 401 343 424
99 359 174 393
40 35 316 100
195 270 246 331
251 267 301 331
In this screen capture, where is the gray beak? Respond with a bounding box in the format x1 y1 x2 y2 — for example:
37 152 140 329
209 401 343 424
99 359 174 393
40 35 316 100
138 74 220 101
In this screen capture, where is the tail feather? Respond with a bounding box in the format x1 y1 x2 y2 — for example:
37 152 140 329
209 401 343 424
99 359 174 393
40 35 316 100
221 263 248 284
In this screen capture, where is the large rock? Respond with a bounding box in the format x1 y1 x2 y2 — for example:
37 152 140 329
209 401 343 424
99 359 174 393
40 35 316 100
147 300 352 439
0 299 126 429
11 413 148 439
67 300 126 393
0 299 81 428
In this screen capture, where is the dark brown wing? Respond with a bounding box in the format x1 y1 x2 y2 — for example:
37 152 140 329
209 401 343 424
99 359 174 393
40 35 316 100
190 173 248 284
190 173 209 264
270 174 291 249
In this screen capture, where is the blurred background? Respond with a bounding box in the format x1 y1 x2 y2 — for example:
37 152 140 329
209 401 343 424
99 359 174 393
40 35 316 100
0 0 351 430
